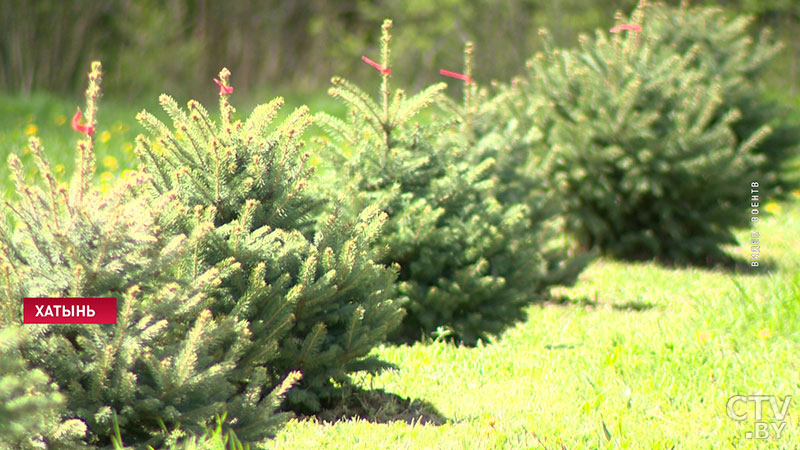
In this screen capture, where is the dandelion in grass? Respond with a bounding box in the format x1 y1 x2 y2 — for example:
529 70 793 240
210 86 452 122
100 130 111 143
24 123 38 136
123 142 134 152
757 328 771 340
765 202 782 215
152 141 165 154
103 155 118 171
792 189 800 199
480 415 497 437
54 164 65 174
696 330 713 344
100 171 114 183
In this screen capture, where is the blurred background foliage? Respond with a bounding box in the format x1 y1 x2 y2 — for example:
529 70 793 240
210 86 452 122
1 0 799 105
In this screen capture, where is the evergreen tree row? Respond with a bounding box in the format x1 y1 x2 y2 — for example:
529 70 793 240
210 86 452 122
1 2 795 447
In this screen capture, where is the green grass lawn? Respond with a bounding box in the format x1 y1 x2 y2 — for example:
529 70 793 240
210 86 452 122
269 204 800 449
2 93 799 449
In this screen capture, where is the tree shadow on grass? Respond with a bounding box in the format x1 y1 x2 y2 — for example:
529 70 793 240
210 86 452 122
543 294 657 312
301 386 448 426
619 251 780 274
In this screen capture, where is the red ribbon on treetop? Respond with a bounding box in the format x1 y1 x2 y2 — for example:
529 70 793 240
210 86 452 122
610 23 642 33
362 56 391 75
214 78 233 95
439 69 473 84
71 108 95 135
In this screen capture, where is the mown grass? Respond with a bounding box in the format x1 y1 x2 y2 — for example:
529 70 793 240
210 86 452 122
268 201 800 449
2 93 799 449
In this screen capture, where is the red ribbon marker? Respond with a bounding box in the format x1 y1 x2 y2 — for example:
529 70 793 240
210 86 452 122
439 69 473 84
610 23 642 33
214 78 233 95
71 108 95 135
362 56 391 75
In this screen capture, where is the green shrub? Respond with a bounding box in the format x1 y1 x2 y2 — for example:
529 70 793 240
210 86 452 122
110 411 252 450
0 62 299 448
315 23 589 346
134 68 404 414
440 44 595 284
509 13 770 263
642 2 800 197
0 326 87 449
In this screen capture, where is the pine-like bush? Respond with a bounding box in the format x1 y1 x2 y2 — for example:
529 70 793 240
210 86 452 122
134 67 404 414
315 22 589 346
0 326 87 449
508 11 770 264
439 43 594 276
0 62 299 448
641 1 799 197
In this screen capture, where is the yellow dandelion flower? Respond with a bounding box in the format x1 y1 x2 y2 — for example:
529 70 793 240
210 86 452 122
100 171 114 182
100 131 111 143
55 115 67 126
175 131 185 140
696 330 713 344
792 189 800 199
54 164 65 174
764 202 781 215
123 142 134 152
480 415 497 437
24 124 38 136
757 328 771 340
103 156 118 171
99 183 110 194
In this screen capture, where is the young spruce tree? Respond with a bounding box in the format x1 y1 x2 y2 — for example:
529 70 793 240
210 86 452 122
315 22 588 345
641 1 799 197
134 67 404 413
0 325 86 449
511 7 769 263
439 42 594 307
0 62 299 448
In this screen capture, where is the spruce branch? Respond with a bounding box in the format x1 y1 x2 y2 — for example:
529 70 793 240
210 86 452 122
380 19 393 126
71 61 103 206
